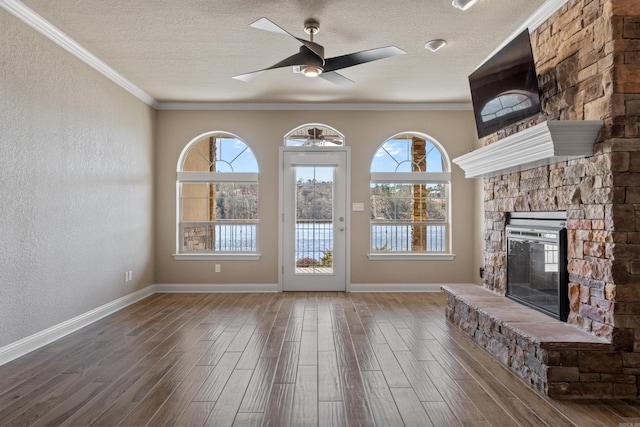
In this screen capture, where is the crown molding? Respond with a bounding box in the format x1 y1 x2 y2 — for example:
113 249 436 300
156 102 473 111
2 0 565 110
0 0 159 108
452 120 603 178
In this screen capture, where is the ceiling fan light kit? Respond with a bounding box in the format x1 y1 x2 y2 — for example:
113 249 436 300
301 65 323 77
424 39 447 52
232 17 406 85
452 0 479 10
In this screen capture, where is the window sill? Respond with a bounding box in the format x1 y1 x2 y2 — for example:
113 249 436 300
367 253 456 261
173 253 262 261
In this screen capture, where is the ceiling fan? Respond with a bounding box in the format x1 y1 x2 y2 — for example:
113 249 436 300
304 127 343 146
232 17 406 85
287 126 344 146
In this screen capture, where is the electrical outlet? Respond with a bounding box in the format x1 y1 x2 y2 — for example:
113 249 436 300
215 264 221 273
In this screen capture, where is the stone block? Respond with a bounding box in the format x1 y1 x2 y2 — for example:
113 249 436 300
584 204 605 219
611 151 632 171
568 238 584 259
623 18 640 39
623 351 640 368
548 382 613 398
568 218 593 230
580 373 602 382
613 0 640 17
590 296 615 314
613 382 637 397
612 243 640 260
579 351 623 373
564 163 587 180
568 312 594 331
528 189 557 211
583 92 613 120
590 257 615 283
548 366 580 382
592 321 615 340
567 209 586 220
606 138 640 152
606 203 636 231
627 187 640 203
580 302 607 323
584 241 606 257
569 283 581 311
614 284 640 302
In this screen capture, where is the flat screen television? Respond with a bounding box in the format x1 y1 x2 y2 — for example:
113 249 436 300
469 29 542 139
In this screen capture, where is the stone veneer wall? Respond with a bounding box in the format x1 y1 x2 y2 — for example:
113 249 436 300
481 0 640 350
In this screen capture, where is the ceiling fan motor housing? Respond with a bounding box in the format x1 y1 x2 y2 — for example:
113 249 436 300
304 19 320 35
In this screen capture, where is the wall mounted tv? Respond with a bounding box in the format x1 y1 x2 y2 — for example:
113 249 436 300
469 29 542 139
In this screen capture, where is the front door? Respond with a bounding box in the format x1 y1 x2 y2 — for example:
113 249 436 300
281 148 348 291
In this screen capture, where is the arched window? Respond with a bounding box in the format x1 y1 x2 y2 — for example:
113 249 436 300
175 132 259 259
370 133 452 257
285 123 344 147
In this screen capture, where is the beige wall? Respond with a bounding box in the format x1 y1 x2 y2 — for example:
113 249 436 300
0 10 155 347
156 109 481 285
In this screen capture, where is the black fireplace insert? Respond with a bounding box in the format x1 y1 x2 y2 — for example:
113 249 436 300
506 212 569 321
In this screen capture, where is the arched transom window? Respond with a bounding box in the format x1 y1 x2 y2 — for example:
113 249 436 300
370 133 452 257
175 132 259 258
285 123 345 147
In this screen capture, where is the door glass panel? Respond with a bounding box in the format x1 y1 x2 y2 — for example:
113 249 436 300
507 239 560 317
295 166 334 274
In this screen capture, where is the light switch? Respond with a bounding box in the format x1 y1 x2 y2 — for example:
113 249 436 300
352 202 364 211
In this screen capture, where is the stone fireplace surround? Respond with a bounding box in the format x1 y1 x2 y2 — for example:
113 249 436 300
445 0 640 398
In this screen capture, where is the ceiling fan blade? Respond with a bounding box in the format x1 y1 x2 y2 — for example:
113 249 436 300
323 46 406 73
249 17 293 36
233 47 320 81
319 71 355 86
249 17 325 59
232 70 266 82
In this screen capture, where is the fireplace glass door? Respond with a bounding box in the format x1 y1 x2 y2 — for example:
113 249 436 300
506 225 568 320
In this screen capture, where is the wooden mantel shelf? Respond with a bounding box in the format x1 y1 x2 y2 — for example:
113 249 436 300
452 120 603 178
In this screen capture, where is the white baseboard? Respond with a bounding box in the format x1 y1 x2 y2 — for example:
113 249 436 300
155 283 279 293
350 283 448 292
0 285 156 367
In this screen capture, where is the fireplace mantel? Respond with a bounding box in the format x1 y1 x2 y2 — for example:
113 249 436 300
453 120 603 178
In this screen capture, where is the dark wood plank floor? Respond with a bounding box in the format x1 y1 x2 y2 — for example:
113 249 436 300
0 292 636 426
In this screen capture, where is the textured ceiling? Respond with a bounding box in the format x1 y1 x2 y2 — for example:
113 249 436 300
17 0 552 104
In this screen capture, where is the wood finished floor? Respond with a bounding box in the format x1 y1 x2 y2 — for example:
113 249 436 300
0 292 637 426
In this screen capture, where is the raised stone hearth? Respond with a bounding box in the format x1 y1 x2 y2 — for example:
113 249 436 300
441 285 637 398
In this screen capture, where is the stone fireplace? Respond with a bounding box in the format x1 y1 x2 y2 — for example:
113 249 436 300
445 0 640 398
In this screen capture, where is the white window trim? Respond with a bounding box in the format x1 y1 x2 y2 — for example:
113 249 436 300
173 253 262 261
369 133 453 259
370 171 450 184
176 132 260 259
177 172 259 182
367 253 456 261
